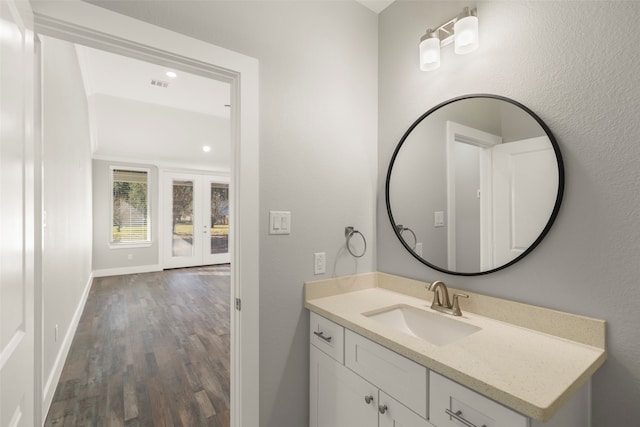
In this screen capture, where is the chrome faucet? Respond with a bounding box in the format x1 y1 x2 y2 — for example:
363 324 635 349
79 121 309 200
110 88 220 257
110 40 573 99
427 280 469 316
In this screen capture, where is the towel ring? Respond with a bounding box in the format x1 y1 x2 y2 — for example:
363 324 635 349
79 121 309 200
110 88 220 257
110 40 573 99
395 224 417 250
345 226 367 258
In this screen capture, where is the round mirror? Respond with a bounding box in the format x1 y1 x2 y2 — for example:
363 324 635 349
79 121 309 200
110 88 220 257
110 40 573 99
386 94 564 276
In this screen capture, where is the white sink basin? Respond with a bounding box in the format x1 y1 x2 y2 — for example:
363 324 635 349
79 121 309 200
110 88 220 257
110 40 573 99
363 304 480 346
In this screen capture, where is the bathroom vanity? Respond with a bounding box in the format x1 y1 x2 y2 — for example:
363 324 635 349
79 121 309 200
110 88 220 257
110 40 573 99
305 273 606 427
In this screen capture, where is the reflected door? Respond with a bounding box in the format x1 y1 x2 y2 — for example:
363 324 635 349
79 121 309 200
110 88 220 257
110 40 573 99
491 136 557 266
164 173 230 268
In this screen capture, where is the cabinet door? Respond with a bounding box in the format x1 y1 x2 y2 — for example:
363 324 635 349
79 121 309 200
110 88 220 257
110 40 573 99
379 391 434 427
345 330 428 418
310 345 378 427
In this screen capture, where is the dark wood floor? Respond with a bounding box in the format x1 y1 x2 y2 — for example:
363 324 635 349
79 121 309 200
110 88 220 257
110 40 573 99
45 265 231 427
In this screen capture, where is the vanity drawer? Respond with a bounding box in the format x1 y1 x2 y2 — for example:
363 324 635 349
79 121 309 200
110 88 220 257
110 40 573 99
429 371 527 427
345 330 428 418
310 312 345 363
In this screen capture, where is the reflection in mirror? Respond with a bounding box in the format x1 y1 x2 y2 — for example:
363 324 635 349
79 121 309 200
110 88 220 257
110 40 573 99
386 95 564 276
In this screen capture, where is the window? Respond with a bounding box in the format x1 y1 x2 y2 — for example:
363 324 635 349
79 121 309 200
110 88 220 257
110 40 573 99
111 168 150 244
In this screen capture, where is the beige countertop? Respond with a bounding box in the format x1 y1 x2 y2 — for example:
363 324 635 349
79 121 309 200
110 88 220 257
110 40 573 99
304 272 607 422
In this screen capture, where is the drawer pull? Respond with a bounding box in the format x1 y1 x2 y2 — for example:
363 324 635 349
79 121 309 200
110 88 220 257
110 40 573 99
445 409 486 427
364 395 374 404
378 404 388 414
313 331 332 343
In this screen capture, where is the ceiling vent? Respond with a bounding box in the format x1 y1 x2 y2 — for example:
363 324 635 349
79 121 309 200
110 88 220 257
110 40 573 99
150 79 169 88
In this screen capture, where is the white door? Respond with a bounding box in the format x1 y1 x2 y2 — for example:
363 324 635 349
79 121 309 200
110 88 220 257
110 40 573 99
310 346 378 427
491 136 558 267
1 1 36 426
164 173 230 268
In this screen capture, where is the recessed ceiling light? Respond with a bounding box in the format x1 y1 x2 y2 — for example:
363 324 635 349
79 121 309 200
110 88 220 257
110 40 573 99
202 145 211 153
166 71 177 78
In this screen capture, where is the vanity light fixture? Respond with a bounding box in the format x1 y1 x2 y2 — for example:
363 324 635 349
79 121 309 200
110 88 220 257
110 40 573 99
419 7 478 71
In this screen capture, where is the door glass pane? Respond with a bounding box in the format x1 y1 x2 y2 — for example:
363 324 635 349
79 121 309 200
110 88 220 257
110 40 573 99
172 180 194 257
210 183 229 254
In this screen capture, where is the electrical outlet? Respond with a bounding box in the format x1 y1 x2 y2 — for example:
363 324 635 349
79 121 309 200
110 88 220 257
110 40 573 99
415 242 423 257
314 252 326 275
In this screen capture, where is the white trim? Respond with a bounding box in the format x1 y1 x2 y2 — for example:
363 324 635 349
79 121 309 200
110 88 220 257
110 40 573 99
479 149 493 270
42 273 93 418
446 121 502 271
33 5 260 426
108 242 153 250
92 264 163 278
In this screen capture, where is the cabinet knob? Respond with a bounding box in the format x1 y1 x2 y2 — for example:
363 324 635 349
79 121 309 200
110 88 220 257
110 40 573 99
364 395 374 404
378 404 388 414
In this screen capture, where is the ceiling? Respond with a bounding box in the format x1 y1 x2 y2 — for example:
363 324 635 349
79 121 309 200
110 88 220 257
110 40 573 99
75 0 394 170
75 45 231 171
355 0 395 14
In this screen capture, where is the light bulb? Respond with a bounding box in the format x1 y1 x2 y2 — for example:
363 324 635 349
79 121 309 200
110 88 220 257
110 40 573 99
454 14 479 55
419 32 440 71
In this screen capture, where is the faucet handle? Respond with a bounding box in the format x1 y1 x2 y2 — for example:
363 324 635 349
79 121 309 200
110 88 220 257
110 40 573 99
451 293 469 316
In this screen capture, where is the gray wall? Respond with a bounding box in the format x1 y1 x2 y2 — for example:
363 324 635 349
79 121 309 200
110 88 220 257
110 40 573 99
378 2 640 425
85 1 379 426
92 159 160 272
41 36 93 392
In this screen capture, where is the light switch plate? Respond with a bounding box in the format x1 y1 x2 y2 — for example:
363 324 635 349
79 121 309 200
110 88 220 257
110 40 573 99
314 252 326 275
434 211 445 227
269 210 291 235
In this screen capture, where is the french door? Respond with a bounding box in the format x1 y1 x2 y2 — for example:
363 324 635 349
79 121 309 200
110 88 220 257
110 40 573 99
163 172 230 268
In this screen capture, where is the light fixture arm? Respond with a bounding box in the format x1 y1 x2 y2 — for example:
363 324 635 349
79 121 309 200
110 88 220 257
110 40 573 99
419 7 478 71
420 7 477 48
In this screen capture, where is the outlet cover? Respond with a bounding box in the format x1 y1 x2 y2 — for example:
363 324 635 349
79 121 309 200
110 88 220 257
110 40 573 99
314 252 326 275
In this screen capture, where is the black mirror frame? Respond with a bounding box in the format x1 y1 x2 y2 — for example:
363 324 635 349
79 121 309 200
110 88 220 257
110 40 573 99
385 94 565 276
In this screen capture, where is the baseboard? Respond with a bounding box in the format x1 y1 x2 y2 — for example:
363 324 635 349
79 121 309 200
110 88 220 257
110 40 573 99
42 272 94 420
92 264 163 278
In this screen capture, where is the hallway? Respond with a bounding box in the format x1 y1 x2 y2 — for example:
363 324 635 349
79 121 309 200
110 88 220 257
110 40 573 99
45 265 231 426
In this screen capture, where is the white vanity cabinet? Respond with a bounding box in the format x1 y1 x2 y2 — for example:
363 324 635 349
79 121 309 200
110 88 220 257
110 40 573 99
310 313 431 427
310 312 589 427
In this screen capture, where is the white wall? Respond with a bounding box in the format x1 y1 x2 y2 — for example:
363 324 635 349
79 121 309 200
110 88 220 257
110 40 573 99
378 2 640 425
84 1 379 425
41 36 93 407
92 159 160 274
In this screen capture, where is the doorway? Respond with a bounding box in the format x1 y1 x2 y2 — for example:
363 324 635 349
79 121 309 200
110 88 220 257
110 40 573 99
164 173 231 268
33 3 260 426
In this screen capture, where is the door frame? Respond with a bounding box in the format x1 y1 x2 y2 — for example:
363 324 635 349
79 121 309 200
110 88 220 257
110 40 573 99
32 2 259 426
445 121 502 271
